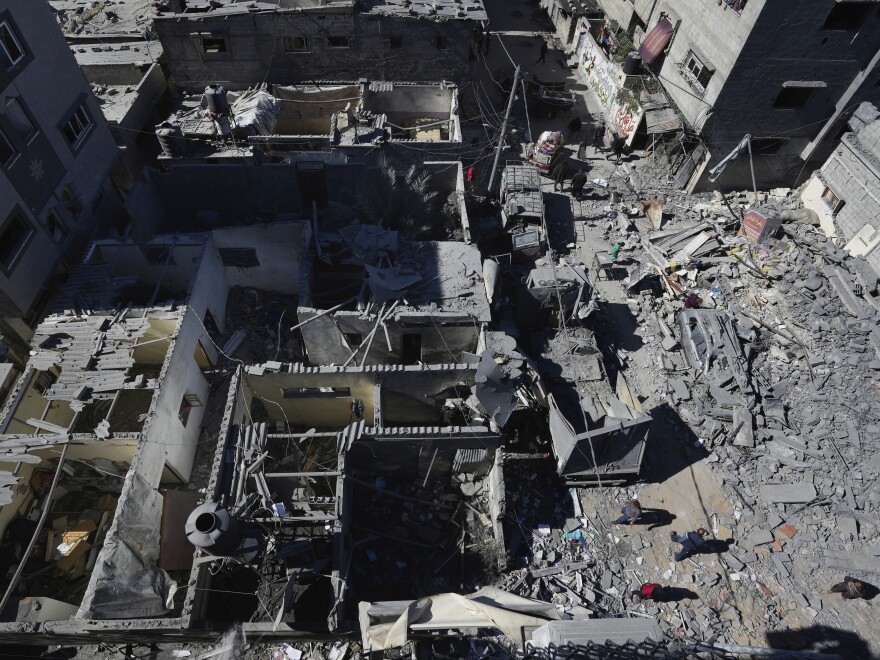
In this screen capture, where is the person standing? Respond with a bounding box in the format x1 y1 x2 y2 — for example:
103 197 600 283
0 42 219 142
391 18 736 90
551 161 566 192
483 32 491 55
610 133 626 162
613 499 642 526
671 528 708 562
536 40 548 64
467 165 475 191
828 576 869 600
592 123 606 151
568 116 582 140
577 138 587 161
570 169 588 200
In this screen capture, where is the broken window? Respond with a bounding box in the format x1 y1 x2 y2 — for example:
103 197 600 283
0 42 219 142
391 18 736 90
283 36 308 52
61 186 82 215
749 137 789 156
0 19 25 69
773 86 814 108
436 36 448 50
327 36 350 48
681 50 713 93
342 332 362 348
5 97 36 142
218 247 259 267
0 210 32 273
0 126 15 167
141 245 174 264
46 209 67 242
389 35 402 49
823 2 872 30
60 101 93 150
201 37 227 53
821 185 844 213
179 394 202 425
401 333 422 365
33 370 58 396
281 387 351 398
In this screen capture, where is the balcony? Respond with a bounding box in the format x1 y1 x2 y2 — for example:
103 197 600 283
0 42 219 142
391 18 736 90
721 0 746 15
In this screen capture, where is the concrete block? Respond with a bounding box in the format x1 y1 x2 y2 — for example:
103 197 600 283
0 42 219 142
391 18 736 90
760 484 817 504
733 407 755 447
748 529 774 547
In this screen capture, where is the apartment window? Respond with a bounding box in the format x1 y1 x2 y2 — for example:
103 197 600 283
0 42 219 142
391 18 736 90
0 210 33 273
681 50 714 93
436 36 448 50
823 2 872 30
0 126 15 167
327 36 350 48
219 247 259 267
46 209 68 242
5 98 36 142
0 20 25 69
821 185 844 213
749 137 790 156
201 37 227 53
773 86 814 108
389 35 402 49
61 101 93 150
283 36 309 52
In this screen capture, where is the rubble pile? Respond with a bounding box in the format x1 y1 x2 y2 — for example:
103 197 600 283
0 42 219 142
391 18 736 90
597 203 880 645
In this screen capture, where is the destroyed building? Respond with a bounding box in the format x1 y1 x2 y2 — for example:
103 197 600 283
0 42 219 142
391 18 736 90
297 227 490 366
150 0 486 89
154 80 462 163
801 101 880 275
582 0 880 191
1 0 123 351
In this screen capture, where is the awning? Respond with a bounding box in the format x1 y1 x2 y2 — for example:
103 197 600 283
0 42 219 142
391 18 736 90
638 17 674 64
641 93 682 134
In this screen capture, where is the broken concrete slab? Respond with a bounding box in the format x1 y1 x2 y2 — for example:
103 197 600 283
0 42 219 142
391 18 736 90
760 484 817 504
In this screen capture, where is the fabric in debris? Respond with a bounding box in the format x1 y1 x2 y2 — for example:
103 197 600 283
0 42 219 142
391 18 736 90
77 471 177 619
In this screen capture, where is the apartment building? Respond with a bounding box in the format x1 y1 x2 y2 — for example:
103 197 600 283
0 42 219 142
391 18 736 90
1 0 121 347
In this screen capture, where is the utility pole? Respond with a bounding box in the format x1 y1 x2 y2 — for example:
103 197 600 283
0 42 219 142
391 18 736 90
488 64 522 192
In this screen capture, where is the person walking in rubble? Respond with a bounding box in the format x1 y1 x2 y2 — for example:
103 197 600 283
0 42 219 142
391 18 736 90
613 498 642 526
570 169 588 200
592 122 606 151
577 137 588 161
671 528 707 561
568 116 583 140
828 576 870 600
536 40 548 64
609 133 626 163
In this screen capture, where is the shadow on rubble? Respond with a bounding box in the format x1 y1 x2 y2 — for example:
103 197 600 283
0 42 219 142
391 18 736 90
543 192 576 255
0 646 76 658
766 625 873 658
593 301 643 352
640 403 709 485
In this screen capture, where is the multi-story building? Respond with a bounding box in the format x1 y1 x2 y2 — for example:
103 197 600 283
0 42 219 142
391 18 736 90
151 0 486 90
1 0 121 347
587 0 880 191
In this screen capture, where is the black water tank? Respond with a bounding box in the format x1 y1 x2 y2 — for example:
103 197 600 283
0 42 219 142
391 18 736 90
623 51 643 75
185 502 241 556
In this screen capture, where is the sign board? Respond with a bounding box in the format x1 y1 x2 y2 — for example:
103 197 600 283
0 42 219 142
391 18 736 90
739 208 782 245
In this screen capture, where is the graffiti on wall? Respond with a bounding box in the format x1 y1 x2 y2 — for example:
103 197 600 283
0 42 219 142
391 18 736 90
575 25 644 146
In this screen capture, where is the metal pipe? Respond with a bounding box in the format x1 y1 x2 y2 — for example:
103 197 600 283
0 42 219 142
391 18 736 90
289 297 357 332
488 65 522 192
0 442 70 614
